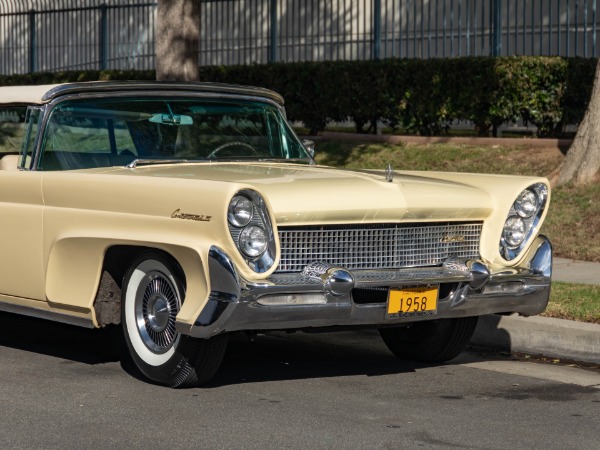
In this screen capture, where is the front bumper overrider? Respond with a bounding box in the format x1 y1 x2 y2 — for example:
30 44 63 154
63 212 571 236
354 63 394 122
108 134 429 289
176 236 552 338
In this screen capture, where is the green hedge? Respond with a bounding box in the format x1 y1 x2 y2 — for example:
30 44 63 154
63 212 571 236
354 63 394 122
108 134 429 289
1 58 596 137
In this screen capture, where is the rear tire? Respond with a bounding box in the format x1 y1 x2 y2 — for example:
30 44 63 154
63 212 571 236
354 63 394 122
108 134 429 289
121 252 227 388
379 317 479 363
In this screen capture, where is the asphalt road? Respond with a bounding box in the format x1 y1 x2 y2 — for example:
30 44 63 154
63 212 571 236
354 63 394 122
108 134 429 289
0 312 599 449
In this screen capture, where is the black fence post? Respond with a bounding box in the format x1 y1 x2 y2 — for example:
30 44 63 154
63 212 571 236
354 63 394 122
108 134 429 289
28 9 37 73
373 0 381 59
269 0 277 63
492 0 502 57
100 3 108 70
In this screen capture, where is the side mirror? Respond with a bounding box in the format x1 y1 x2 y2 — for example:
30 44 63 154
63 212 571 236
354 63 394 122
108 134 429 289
302 139 315 159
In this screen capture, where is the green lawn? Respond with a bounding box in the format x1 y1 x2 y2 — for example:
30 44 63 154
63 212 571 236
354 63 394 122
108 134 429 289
545 282 600 324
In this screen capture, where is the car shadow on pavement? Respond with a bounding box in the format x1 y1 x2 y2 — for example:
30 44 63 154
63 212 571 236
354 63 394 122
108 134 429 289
0 311 121 365
205 330 454 388
0 311 513 387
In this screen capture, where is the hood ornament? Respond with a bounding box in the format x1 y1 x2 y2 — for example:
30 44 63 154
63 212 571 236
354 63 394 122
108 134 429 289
385 163 394 182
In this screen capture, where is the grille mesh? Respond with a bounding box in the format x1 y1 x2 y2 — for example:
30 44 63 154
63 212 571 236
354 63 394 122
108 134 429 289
276 222 482 273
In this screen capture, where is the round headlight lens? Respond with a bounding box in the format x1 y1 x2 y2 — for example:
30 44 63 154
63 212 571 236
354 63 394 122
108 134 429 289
228 195 253 227
514 189 538 218
239 225 268 257
503 216 526 247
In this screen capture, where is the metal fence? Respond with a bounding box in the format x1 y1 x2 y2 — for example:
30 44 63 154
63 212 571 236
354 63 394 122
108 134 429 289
0 0 156 74
1 0 600 75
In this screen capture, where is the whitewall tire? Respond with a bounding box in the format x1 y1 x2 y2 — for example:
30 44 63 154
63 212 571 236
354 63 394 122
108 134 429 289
121 252 227 388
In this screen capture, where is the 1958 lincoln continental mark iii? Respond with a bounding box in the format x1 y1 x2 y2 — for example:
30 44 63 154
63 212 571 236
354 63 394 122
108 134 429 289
0 82 552 387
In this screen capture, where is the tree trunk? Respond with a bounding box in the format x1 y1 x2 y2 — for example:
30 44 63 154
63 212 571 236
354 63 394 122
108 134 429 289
555 59 600 186
155 0 200 82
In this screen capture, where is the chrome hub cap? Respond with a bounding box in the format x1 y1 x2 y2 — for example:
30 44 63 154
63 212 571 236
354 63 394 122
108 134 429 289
135 272 180 353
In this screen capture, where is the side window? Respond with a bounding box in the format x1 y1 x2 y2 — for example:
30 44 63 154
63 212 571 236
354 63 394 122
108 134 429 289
40 105 137 171
0 107 28 165
19 107 41 170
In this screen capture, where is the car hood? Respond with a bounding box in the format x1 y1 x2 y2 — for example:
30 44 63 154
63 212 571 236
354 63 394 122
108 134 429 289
102 162 492 225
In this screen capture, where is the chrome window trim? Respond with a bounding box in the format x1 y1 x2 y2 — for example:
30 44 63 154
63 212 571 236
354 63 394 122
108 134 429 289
20 105 46 171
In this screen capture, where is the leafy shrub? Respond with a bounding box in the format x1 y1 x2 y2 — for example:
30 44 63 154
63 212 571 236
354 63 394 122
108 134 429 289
1 58 596 137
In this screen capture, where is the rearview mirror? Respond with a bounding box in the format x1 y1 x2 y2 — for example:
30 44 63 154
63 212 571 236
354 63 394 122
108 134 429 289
149 113 193 126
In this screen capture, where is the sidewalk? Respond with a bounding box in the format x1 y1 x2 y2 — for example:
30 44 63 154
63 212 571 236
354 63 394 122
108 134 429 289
553 257 599 285
472 257 600 364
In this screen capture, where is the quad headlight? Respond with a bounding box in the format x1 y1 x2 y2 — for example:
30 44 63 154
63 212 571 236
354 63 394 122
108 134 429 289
239 225 268 257
502 216 526 247
228 195 254 227
500 183 549 260
227 190 276 272
514 189 539 218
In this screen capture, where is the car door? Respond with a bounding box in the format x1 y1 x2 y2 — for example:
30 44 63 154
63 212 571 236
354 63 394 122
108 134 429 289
0 107 45 301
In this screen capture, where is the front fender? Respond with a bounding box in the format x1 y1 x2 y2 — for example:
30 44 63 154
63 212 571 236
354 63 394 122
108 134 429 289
45 235 212 327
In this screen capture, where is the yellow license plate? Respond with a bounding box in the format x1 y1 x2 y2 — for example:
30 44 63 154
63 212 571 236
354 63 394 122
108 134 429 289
387 286 439 317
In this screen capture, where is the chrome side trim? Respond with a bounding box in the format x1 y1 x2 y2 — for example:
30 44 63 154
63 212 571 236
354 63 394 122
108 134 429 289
0 302 94 328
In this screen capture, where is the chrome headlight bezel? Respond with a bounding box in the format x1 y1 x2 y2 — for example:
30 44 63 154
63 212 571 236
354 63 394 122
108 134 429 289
500 183 549 261
227 189 276 273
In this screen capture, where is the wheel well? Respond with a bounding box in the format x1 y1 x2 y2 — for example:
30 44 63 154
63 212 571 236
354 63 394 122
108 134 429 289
93 245 186 327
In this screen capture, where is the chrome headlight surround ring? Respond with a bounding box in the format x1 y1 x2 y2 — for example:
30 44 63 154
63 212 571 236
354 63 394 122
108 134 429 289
227 189 276 273
500 183 549 261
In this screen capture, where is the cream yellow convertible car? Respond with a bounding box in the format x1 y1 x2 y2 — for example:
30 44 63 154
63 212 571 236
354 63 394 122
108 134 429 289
0 82 552 387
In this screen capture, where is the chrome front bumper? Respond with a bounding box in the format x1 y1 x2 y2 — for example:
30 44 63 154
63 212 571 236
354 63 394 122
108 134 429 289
176 236 552 338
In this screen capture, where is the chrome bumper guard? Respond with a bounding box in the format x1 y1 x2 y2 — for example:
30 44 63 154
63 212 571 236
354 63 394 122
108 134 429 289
176 236 552 338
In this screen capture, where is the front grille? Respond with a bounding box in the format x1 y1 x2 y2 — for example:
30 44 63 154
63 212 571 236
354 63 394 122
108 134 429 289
276 222 482 273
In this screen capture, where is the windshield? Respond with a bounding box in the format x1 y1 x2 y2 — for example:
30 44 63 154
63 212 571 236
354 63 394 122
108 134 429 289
39 97 310 170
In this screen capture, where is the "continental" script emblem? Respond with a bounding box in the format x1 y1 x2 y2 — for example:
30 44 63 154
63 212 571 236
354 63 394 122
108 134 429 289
440 234 466 243
171 209 212 222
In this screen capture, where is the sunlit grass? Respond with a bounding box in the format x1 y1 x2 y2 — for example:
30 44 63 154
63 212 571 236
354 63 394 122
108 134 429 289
544 282 600 324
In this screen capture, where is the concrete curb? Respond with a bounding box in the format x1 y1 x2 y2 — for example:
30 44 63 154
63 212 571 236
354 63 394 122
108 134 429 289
472 314 600 364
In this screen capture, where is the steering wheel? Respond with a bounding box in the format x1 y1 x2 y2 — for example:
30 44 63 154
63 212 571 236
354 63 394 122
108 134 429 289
207 141 258 159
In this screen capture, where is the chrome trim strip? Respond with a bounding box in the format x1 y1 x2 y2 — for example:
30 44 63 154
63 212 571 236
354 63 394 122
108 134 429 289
0 302 94 328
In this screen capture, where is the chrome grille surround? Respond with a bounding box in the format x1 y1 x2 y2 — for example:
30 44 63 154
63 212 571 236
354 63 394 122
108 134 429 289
276 222 483 273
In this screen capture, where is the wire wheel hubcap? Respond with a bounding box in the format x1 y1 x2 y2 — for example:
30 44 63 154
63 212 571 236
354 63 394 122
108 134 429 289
135 271 180 354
